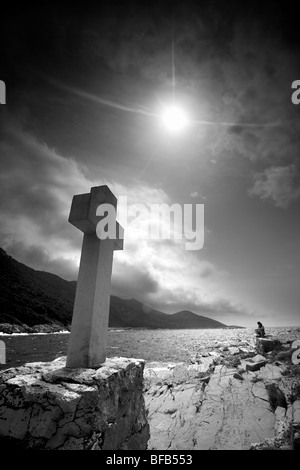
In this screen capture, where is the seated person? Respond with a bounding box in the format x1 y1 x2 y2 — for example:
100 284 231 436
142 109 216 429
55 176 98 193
255 321 265 337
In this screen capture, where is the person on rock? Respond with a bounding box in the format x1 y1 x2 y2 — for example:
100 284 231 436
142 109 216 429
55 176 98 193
255 321 265 337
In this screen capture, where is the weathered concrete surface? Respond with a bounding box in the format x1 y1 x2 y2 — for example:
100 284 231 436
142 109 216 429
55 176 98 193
0 356 149 450
67 185 124 368
145 363 275 450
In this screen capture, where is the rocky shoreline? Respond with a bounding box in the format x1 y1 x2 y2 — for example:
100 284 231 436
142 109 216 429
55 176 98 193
0 323 245 335
144 334 300 450
0 323 71 334
1 328 300 450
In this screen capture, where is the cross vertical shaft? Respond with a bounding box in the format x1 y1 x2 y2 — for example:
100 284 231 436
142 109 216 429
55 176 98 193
66 186 123 368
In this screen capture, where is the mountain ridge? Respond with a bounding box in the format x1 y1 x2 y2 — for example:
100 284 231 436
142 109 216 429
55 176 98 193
0 247 237 331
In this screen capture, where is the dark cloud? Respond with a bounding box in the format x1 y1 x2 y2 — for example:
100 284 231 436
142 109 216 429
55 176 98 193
1 0 300 327
3 0 299 167
0 111 92 277
5 241 78 280
148 294 260 324
112 263 159 299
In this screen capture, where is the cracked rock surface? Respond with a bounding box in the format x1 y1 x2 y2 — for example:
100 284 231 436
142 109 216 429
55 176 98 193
0 356 150 450
145 364 274 450
144 334 300 450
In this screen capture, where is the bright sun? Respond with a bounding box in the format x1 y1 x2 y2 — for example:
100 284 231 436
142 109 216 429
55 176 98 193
161 105 189 132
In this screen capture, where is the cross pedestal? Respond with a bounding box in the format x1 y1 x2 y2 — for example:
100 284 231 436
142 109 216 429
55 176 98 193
66 186 124 368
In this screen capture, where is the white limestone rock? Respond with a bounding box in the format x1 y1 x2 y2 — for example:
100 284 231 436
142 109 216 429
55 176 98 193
0 357 149 450
293 400 300 424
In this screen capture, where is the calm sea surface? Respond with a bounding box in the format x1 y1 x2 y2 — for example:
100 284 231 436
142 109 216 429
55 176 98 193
1 326 300 370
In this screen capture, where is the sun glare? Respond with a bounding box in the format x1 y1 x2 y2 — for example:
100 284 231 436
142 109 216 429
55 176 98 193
161 105 189 132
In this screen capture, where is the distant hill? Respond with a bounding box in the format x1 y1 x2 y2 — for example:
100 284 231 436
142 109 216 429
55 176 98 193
0 248 76 329
109 299 227 329
168 310 226 329
0 247 230 331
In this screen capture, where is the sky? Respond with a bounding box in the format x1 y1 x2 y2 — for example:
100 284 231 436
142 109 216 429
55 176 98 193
0 0 300 327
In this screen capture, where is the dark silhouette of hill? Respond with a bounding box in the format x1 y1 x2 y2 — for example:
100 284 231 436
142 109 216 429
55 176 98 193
0 247 75 328
0 247 230 330
168 310 227 328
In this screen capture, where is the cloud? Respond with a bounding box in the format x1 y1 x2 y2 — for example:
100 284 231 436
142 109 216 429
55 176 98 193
144 282 258 325
5 242 78 281
2 3 299 327
248 164 300 208
0 111 253 322
112 263 159 299
202 10 300 180
0 111 93 279
111 222 249 322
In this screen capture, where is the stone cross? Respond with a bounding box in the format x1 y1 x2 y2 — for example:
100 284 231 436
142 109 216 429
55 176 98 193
66 185 124 368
